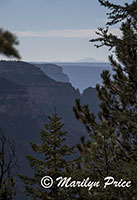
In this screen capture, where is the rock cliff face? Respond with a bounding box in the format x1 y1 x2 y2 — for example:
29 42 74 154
58 62 112 92
0 76 42 139
0 61 81 127
0 77 29 116
81 87 99 116
0 61 99 137
0 60 99 199
34 63 70 83
0 61 55 86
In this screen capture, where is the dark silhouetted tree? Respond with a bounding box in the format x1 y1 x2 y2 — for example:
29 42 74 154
0 129 18 200
0 28 20 59
19 112 75 200
73 1 137 199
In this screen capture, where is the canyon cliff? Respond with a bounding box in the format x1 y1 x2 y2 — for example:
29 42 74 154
0 60 99 199
33 63 70 83
0 60 99 136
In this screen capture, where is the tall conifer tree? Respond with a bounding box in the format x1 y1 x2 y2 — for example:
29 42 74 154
19 112 74 200
73 1 137 199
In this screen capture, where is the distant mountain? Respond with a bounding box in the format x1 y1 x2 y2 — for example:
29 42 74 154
33 63 70 83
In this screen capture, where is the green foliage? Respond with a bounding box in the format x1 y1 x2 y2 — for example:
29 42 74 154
73 0 137 199
0 28 20 59
0 177 16 200
19 112 75 200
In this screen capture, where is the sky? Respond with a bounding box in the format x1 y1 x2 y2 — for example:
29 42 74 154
0 0 132 62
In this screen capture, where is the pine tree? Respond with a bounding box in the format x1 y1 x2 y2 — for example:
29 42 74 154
0 28 20 59
19 112 75 200
73 1 137 199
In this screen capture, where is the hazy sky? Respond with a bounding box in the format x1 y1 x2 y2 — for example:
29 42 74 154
0 0 132 62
